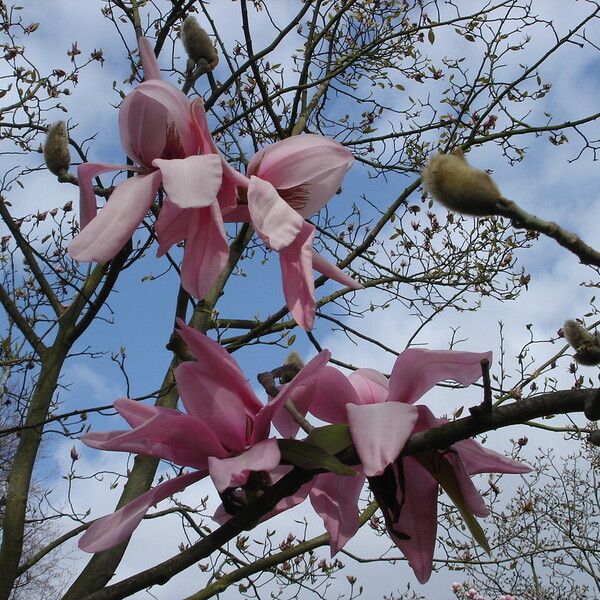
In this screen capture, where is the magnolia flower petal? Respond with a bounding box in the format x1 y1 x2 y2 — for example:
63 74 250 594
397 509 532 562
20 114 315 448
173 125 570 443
305 366 361 426
82 410 227 469
208 439 281 493
180 203 229 299
311 250 363 289
388 457 438 584
76 162 132 230
310 471 365 556
300 164 351 217
348 368 390 405
253 349 331 443
79 470 206 553
153 154 222 209
154 197 188 256
68 170 162 263
453 438 532 475
175 320 263 415
346 402 418 477
247 176 304 250
138 36 162 81
388 349 493 405
250 135 353 197
222 205 251 223
443 452 489 518
113 398 182 428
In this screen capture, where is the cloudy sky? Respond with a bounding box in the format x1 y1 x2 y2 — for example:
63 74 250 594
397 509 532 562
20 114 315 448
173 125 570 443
4 1 600 598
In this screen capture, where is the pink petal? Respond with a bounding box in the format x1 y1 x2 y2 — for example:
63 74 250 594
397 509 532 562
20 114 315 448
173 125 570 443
305 366 360 426
279 221 316 331
348 368 389 405
137 36 161 81
453 438 532 475
252 349 331 443
113 398 182 428
68 170 162 263
299 164 352 218
388 349 493 405
388 457 438 584
78 470 206 553
270 380 315 439
82 410 227 469
154 197 189 256
180 203 229 299
247 176 304 250
248 135 353 215
76 162 132 230
310 470 365 555
311 250 363 289
443 452 489 518
208 439 281 493
222 205 251 223
175 320 263 415
153 154 222 209
346 402 418 477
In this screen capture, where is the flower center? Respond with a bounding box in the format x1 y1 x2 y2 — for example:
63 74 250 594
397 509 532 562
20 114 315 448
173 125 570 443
279 184 309 212
161 122 186 160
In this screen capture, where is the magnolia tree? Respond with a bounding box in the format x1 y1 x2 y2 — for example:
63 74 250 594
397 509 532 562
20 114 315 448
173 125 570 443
1 1 599 599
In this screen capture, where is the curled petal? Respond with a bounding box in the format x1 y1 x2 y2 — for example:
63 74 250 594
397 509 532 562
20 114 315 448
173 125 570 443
279 222 316 331
138 36 162 81
68 170 162 263
311 250 363 290
310 470 365 556
78 470 206 553
346 402 418 477
208 439 281 493
153 154 222 209
348 368 389 405
180 203 229 299
247 176 304 250
388 349 493 405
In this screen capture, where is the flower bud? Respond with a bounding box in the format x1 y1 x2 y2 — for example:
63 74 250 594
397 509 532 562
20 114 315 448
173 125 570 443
43 121 71 176
584 389 600 421
422 150 502 216
562 319 600 366
181 16 218 70
280 351 305 383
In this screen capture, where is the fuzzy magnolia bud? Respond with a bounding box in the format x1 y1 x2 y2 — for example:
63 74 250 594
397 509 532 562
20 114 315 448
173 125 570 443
422 151 502 216
280 351 305 384
43 121 71 176
181 16 218 70
562 319 600 366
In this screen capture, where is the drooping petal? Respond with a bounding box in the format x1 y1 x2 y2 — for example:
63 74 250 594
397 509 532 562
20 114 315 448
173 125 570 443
180 203 229 299
68 170 162 263
388 349 493 405
137 36 162 81
311 250 363 290
153 154 222 209
304 366 360 427
208 439 281 493
154 197 189 256
247 176 304 250
310 470 365 556
348 368 390 405
453 438 533 475
279 221 316 331
346 402 418 477
175 320 263 415
82 410 227 469
76 162 133 230
113 397 183 428
252 349 331 443
388 457 439 584
442 451 489 518
78 469 206 553
248 135 353 216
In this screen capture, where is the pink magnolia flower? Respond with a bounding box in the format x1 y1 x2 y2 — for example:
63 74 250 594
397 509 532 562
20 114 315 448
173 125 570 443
68 38 228 296
231 135 363 330
77 320 330 553
300 349 531 583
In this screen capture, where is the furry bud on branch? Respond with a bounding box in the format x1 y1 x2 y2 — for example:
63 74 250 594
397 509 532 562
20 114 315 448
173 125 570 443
562 319 600 367
181 16 218 71
43 121 71 176
422 150 503 217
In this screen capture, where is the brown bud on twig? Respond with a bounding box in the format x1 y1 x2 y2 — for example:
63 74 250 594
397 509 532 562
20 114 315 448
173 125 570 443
422 150 503 216
562 319 600 366
181 16 218 71
43 121 71 176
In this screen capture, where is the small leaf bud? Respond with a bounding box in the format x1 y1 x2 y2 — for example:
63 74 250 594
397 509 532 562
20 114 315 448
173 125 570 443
181 16 218 71
562 319 600 367
43 121 71 176
422 150 502 216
